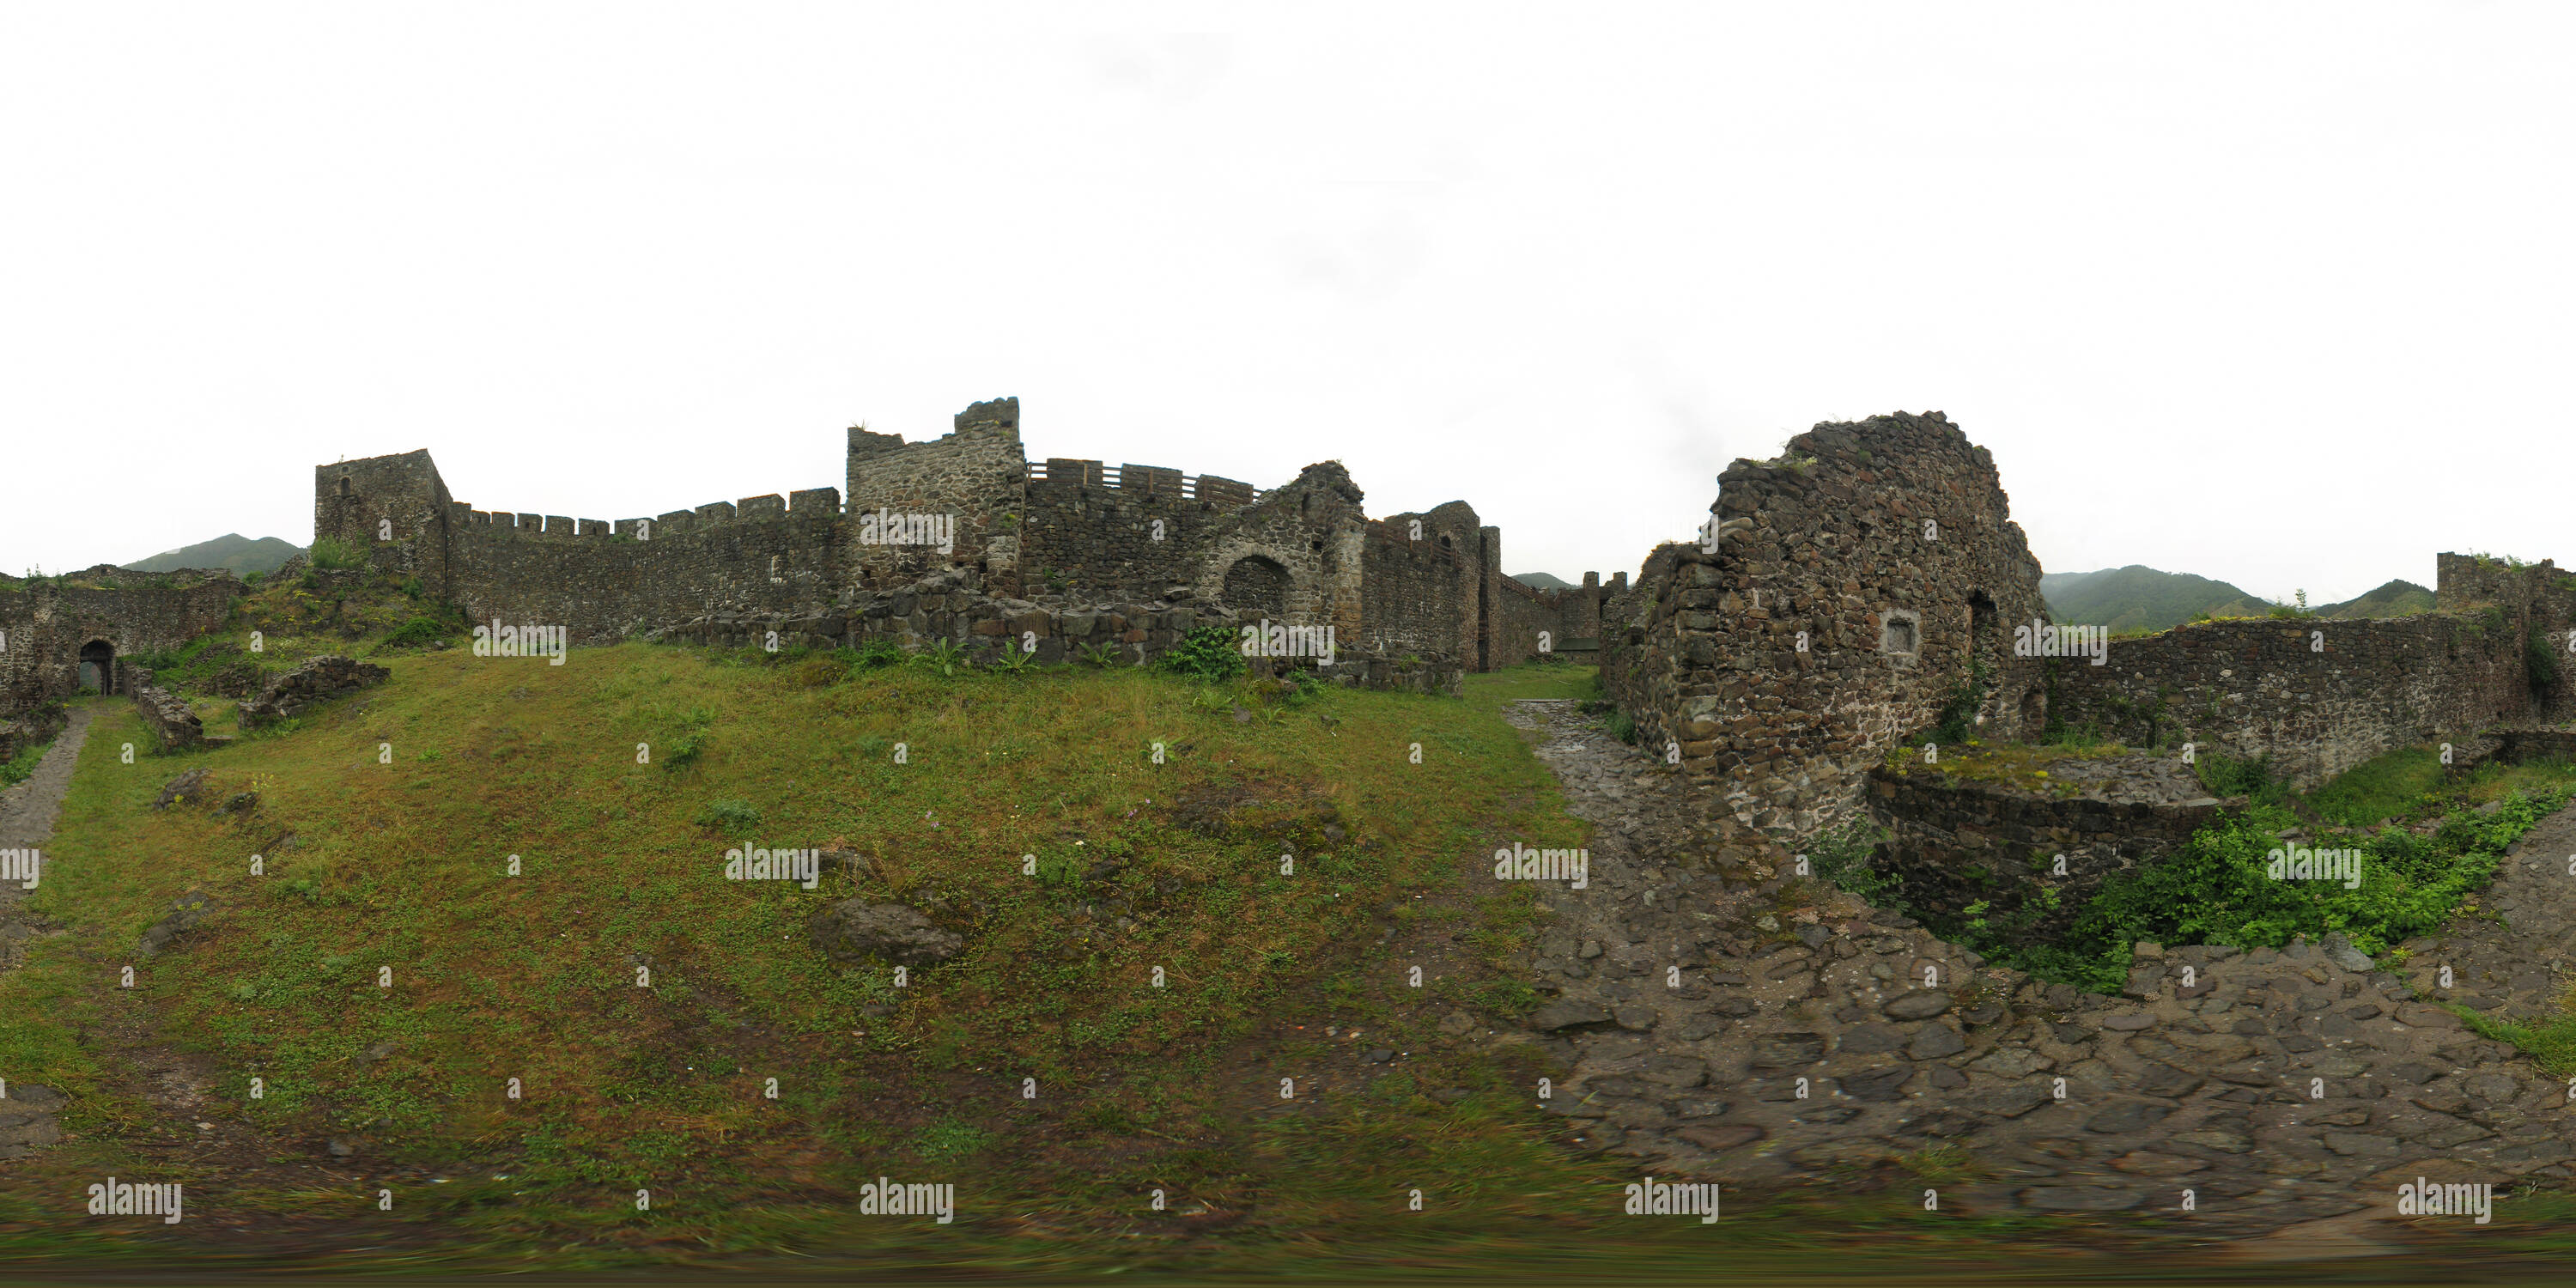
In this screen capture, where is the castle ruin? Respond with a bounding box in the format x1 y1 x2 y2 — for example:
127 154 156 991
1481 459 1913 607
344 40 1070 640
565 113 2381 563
6 403 2570 844
302 398 1613 687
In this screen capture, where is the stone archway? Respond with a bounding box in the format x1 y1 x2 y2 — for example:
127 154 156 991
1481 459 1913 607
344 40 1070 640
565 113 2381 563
1222 556 1291 618
78 639 115 695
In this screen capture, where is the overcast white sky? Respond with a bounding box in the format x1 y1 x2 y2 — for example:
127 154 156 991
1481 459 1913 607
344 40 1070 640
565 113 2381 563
5 3 2568 605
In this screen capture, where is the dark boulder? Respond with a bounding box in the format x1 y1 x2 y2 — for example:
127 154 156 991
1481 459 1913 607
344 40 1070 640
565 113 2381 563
808 901 963 967
138 890 214 957
152 768 212 810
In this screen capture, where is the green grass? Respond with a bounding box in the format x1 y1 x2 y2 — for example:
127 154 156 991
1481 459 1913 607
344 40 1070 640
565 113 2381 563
2455 987 2576 1078
2303 745 2446 825
1462 663 1595 713
0 647 1594 1261
0 731 54 788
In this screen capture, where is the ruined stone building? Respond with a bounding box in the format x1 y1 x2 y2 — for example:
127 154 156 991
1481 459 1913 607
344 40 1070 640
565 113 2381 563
1601 410 2574 862
8 402 2568 823
299 398 1613 686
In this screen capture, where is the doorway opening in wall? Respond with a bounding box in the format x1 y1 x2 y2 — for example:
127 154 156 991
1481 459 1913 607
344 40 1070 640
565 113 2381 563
78 639 114 695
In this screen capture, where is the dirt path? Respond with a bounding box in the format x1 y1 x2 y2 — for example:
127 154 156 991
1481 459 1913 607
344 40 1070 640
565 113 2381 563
0 703 94 1157
1507 696 2576 1248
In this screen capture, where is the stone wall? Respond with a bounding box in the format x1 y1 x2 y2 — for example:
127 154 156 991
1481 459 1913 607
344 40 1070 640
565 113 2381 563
1358 518 1468 661
130 677 204 750
0 702 66 766
1492 574 1601 665
311 401 1579 675
2049 613 2530 790
1867 758 2230 939
846 398 1029 590
1600 411 2048 851
648 568 1466 696
440 492 845 647
1020 466 1231 600
0 570 240 715
316 450 455 598
2434 553 2576 726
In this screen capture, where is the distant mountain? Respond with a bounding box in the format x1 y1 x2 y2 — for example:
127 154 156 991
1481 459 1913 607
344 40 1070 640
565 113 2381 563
1511 571 1577 591
125 533 304 576
2317 579 2435 620
2040 565 2274 632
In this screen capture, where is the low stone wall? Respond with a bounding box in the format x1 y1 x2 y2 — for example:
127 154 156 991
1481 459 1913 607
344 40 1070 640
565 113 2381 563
1866 759 2232 939
649 569 1466 696
0 703 67 765
131 680 204 750
2491 727 2576 765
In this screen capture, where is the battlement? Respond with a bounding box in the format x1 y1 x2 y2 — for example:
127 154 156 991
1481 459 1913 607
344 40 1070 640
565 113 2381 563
1027 459 1261 508
289 398 1599 674
444 487 841 542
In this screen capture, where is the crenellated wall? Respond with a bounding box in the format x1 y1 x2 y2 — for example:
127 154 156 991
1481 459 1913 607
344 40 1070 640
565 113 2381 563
300 398 1608 678
846 398 1029 590
439 491 846 646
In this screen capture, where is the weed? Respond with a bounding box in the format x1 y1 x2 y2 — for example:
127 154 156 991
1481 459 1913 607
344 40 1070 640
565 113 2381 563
1158 624 1247 683
912 640 968 677
307 535 364 570
694 799 762 835
375 616 453 652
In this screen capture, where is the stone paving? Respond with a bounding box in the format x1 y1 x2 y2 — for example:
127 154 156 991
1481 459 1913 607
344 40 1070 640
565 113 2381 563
1507 698 2576 1236
0 704 90 1159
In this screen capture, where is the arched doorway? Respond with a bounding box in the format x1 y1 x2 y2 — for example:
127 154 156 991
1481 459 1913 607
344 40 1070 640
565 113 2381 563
1222 556 1290 617
78 640 115 695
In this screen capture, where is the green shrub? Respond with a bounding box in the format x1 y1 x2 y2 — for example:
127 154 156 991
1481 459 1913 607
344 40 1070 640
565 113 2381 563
307 536 364 571
0 735 54 787
1607 710 1637 744
376 616 451 651
2529 625 2560 694
909 640 968 677
659 706 716 769
847 639 907 670
1946 785 2573 993
1158 625 1247 683
1805 817 1893 902
1923 653 1993 746
2194 750 2285 805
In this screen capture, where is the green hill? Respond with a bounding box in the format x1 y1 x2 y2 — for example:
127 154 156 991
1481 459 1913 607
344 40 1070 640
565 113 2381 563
1509 571 1576 591
2317 579 2436 619
125 532 305 576
2039 565 2273 631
